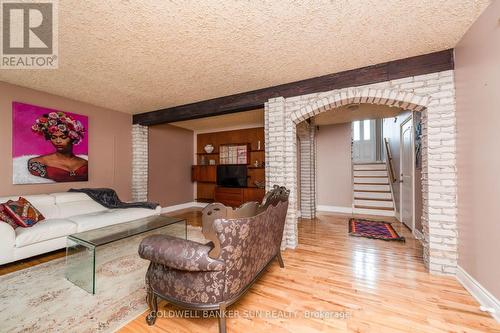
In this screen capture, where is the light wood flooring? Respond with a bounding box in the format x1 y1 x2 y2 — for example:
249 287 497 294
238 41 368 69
120 210 500 333
1 210 498 332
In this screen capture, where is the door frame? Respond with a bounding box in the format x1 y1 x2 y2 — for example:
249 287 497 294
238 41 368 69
399 114 415 233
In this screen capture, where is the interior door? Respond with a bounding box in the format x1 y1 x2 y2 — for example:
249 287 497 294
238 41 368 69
400 117 414 230
352 119 376 162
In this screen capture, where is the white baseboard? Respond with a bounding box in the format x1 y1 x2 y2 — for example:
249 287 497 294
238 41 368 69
316 205 353 214
456 265 500 322
161 201 208 214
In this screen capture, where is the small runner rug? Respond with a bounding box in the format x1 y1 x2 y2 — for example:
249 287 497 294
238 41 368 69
348 218 405 242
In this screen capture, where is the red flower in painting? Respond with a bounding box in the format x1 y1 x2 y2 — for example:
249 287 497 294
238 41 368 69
32 112 86 145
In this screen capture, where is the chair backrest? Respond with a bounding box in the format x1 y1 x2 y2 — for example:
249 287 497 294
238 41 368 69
202 201 260 258
202 186 289 259
212 191 289 300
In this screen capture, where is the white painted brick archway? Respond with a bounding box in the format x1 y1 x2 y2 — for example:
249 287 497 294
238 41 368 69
265 70 458 275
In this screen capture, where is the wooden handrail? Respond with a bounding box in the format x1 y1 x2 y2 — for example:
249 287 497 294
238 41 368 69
384 138 397 183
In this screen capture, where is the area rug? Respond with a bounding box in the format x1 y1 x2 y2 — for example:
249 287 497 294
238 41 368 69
0 224 206 333
348 218 405 242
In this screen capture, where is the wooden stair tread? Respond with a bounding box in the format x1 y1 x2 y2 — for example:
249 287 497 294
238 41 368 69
354 175 388 178
354 197 393 201
355 205 394 211
353 162 385 165
354 182 390 185
354 190 391 193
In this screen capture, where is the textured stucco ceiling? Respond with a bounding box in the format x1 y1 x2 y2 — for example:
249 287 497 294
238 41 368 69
0 0 490 114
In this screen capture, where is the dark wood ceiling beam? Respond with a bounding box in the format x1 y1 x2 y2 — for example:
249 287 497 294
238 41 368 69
133 49 453 125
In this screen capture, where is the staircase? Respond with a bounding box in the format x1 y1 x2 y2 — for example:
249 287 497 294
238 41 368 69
353 162 395 217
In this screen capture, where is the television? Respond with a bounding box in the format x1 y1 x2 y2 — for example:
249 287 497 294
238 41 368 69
217 165 247 188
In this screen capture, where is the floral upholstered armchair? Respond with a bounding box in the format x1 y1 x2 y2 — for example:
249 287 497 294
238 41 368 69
138 185 289 333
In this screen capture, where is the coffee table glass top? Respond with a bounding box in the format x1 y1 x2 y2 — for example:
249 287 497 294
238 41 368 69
68 215 184 247
66 215 186 294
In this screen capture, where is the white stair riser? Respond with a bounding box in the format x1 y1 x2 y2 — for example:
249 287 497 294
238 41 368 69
353 208 395 217
354 191 392 199
354 177 389 184
354 184 391 192
353 164 386 171
354 199 394 208
353 170 388 177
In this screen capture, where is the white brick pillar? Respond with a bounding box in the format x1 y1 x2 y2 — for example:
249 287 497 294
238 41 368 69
132 124 148 202
265 97 298 249
297 121 316 219
419 72 458 275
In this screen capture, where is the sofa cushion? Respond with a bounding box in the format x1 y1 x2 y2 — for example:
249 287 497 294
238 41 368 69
57 200 108 219
0 194 58 219
4 197 45 228
15 219 77 247
68 208 159 232
51 192 92 204
49 192 108 218
107 207 160 222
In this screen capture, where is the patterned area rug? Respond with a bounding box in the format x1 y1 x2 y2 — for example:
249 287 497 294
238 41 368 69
0 224 206 333
348 218 405 242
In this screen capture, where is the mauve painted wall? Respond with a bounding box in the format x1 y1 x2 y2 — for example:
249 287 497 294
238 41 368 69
0 81 133 200
316 123 352 208
455 2 500 299
148 124 194 207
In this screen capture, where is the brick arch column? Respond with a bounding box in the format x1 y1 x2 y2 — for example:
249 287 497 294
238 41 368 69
296 121 316 219
265 71 458 274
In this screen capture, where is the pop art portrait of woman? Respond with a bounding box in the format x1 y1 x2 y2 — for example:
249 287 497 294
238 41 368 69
12 102 89 184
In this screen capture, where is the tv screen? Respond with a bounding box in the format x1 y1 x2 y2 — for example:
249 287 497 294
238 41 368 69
217 165 247 188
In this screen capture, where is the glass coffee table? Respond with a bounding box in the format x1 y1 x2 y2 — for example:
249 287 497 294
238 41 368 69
65 215 186 294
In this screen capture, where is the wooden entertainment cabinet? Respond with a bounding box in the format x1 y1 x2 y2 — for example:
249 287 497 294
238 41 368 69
192 127 265 207
214 187 266 208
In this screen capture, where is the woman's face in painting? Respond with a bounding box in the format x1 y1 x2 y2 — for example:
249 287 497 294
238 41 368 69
50 131 72 152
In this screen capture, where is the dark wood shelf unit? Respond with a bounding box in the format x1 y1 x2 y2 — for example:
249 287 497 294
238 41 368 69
214 187 266 208
194 127 265 202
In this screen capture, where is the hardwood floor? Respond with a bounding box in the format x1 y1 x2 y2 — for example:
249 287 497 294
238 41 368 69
1 210 498 332
120 211 500 333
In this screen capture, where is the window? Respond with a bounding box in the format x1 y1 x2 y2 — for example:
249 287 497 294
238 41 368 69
353 121 360 141
363 120 371 140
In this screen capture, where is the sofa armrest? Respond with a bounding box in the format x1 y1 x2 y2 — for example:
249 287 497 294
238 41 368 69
138 234 225 272
0 222 16 265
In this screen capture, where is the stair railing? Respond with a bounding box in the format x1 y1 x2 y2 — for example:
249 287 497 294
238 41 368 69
384 138 397 183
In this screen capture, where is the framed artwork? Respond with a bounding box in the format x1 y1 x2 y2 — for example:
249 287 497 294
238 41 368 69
12 102 89 184
219 144 249 165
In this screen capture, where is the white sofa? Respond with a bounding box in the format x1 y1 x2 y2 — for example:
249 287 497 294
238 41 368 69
0 192 161 265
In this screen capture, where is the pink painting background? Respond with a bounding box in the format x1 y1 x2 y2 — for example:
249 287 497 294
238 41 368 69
12 102 89 158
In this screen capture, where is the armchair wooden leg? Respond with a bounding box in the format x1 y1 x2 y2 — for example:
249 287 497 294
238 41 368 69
146 288 158 326
218 302 227 333
277 251 285 268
